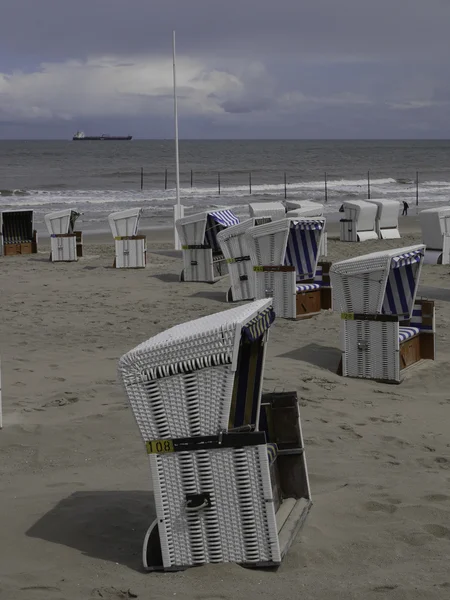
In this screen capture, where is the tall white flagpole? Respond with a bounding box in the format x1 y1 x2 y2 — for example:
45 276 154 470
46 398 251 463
172 30 184 249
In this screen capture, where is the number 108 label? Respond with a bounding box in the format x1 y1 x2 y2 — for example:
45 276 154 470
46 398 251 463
146 439 175 454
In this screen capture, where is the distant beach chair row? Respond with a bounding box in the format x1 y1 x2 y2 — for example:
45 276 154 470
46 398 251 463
0 207 146 267
117 241 436 572
46 207 146 266
1 201 449 272
339 199 401 242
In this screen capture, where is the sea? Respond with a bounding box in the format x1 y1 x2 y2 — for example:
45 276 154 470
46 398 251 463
1 139 450 233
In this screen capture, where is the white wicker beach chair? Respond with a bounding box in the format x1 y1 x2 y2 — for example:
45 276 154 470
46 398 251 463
118 299 311 571
366 199 401 239
0 209 37 257
248 201 286 221
419 207 450 265
108 208 146 268
330 245 435 383
339 200 378 242
245 218 332 319
45 209 82 262
176 210 240 283
217 217 272 302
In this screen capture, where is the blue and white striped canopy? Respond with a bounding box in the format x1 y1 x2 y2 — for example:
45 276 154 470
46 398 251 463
291 220 323 231
285 220 321 278
382 251 423 316
391 250 423 269
209 210 240 227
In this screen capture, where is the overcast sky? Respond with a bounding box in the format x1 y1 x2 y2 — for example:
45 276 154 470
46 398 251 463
1 0 449 139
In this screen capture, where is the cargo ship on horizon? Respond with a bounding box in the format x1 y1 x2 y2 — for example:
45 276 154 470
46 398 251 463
72 131 132 141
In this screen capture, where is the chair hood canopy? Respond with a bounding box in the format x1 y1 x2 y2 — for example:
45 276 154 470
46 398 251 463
119 298 274 385
45 209 81 235
176 210 239 248
108 208 142 238
246 217 325 279
330 244 425 317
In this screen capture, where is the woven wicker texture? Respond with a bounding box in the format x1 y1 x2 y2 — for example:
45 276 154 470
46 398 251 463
343 319 399 381
119 299 281 569
246 218 327 318
217 218 265 301
119 299 273 437
150 446 280 568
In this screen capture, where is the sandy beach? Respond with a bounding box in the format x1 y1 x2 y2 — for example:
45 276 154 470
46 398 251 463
1 217 449 600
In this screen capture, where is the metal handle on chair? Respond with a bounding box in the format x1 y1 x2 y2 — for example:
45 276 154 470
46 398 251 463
185 492 211 512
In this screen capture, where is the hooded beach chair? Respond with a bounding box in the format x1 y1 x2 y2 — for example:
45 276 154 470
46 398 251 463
248 201 286 221
285 204 328 257
217 217 272 302
176 210 240 283
245 218 332 319
419 207 450 265
339 200 378 242
118 299 311 571
108 208 146 268
45 209 82 262
366 199 401 239
330 245 435 383
0 210 37 257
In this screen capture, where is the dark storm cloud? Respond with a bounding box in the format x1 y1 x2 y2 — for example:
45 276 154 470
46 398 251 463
1 0 450 138
2 0 449 61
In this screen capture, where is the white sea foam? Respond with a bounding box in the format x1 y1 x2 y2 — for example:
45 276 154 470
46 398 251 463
0 177 449 228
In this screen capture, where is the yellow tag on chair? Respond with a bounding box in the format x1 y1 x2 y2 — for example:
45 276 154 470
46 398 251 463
146 439 175 454
253 266 263 272
341 312 354 320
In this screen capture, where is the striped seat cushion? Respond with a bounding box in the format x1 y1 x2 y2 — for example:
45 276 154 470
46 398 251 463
399 326 420 343
296 283 320 293
267 443 278 466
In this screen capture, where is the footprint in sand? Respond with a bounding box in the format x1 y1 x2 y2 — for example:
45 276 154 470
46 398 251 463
373 585 398 592
423 524 450 539
43 395 79 408
396 531 431 547
370 416 402 424
380 435 410 448
195 596 228 600
91 588 138 599
424 494 450 502
382 497 402 505
20 586 61 593
339 424 362 439
364 501 398 514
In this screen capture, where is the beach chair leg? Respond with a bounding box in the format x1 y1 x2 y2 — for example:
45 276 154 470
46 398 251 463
226 287 233 302
179 269 185 282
